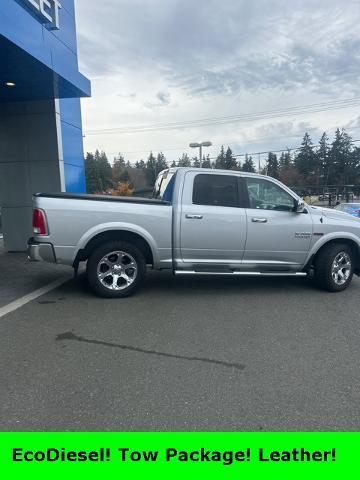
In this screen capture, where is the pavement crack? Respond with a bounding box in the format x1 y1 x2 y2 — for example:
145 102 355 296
56 332 245 371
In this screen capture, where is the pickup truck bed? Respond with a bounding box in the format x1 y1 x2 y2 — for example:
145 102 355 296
34 193 170 206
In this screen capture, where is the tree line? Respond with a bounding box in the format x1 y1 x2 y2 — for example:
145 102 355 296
85 128 360 194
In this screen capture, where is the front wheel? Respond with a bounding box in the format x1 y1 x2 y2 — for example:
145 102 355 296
87 241 146 298
314 243 354 292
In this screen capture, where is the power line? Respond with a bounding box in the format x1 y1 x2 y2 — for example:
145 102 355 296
87 97 360 134
209 139 360 161
85 97 360 135
97 125 360 157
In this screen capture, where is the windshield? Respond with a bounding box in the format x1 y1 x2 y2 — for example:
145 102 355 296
153 170 176 201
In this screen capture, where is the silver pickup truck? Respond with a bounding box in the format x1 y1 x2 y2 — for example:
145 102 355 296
28 168 360 297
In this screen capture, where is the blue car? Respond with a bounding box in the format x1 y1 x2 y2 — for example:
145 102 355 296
334 203 360 218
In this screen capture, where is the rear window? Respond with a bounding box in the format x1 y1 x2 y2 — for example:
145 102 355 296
192 174 239 207
153 170 175 201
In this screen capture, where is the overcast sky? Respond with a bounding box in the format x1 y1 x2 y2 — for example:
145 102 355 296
76 0 360 165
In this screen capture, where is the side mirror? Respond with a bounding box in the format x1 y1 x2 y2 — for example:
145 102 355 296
295 199 306 213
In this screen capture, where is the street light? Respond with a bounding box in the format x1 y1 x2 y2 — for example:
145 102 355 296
189 141 212 168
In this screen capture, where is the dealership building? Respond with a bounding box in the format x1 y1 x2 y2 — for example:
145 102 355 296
0 0 90 251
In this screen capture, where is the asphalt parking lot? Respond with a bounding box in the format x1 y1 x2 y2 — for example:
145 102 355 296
1 258 360 432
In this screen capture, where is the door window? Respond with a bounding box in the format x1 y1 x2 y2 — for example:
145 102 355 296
193 174 239 208
246 178 295 211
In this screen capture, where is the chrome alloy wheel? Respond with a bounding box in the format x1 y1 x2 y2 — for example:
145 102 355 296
331 251 351 286
97 251 138 291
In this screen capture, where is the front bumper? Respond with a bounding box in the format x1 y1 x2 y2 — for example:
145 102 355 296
27 238 56 263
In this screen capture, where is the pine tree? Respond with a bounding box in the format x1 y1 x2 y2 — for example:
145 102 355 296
266 152 279 178
215 145 226 169
113 154 126 182
192 156 200 168
178 153 191 167
224 147 237 170
330 128 354 185
85 152 99 193
318 132 329 185
202 154 212 169
294 132 317 180
94 150 113 192
279 150 291 170
350 147 360 185
156 152 168 172
135 159 145 169
145 152 157 186
242 154 256 173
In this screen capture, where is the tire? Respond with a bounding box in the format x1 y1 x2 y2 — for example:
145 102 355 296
86 241 146 298
314 243 354 292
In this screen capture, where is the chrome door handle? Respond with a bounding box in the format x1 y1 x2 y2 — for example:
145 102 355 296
252 217 268 223
185 214 203 219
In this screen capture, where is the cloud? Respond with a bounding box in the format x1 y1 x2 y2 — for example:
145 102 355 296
77 0 359 97
76 0 360 162
144 91 172 109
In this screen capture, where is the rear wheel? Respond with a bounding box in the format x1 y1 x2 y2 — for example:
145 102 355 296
87 241 146 298
314 243 354 292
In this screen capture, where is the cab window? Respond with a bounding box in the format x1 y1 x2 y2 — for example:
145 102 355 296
153 171 176 201
246 178 295 211
193 174 239 207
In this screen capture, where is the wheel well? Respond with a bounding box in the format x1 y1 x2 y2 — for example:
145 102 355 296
74 230 154 266
311 238 360 271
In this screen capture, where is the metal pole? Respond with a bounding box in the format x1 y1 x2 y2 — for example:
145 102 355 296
199 145 203 168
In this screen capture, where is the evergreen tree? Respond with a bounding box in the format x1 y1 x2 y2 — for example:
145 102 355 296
350 147 360 185
215 145 226 169
85 152 99 193
202 154 212 169
294 132 317 179
113 153 126 168
242 154 256 173
135 159 145 169
279 150 291 170
192 156 200 168
266 152 279 178
330 128 353 184
95 150 113 191
318 132 329 185
156 152 168 172
170 160 177 168
113 154 126 182
224 147 237 170
178 153 191 167
145 152 157 186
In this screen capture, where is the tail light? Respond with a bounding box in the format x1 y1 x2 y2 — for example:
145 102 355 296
32 209 48 236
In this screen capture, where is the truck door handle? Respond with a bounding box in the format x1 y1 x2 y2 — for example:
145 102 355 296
186 214 203 220
252 217 268 223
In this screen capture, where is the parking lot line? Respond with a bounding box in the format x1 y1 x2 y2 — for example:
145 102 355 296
0 275 72 319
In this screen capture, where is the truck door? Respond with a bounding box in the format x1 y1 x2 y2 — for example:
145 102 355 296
243 176 313 268
179 171 247 265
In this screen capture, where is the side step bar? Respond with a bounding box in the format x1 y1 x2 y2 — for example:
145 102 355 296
174 271 307 277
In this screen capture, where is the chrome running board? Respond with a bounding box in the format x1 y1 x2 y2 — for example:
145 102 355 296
174 271 307 277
